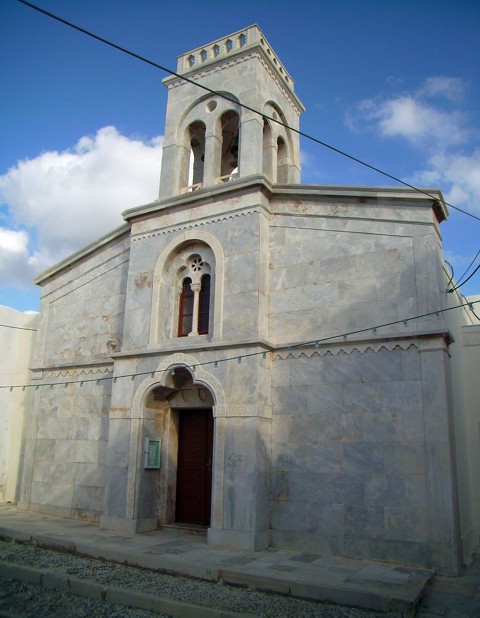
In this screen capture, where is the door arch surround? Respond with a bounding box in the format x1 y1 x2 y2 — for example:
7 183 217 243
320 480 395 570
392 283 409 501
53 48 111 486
128 353 227 532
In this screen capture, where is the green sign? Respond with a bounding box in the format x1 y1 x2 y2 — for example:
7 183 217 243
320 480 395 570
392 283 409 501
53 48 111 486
144 438 161 469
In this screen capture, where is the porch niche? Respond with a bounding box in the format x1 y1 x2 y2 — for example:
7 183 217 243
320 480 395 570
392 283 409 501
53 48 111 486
141 367 215 529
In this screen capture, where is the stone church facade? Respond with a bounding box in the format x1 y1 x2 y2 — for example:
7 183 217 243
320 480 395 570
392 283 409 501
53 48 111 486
14 26 480 576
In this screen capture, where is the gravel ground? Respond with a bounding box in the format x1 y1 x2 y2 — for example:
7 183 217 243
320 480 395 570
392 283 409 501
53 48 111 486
0 540 393 617
0 578 167 618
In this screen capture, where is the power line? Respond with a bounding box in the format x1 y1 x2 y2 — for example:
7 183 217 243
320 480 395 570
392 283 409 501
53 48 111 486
15 0 480 224
448 262 480 294
453 249 480 288
1 299 478 392
0 323 37 332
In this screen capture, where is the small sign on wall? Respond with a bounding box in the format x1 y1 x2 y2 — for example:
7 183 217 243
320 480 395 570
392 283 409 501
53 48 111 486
144 438 161 469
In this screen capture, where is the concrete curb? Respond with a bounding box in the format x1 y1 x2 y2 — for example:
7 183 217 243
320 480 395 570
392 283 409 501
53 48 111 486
0 561 255 618
0 523 434 615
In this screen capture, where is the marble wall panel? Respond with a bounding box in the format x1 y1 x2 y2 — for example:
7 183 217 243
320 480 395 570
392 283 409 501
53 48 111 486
344 537 428 568
36 417 70 440
54 440 77 463
362 411 404 443
270 530 345 555
323 473 364 506
106 419 131 468
375 271 417 301
305 384 345 415
337 234 376 257
72 463 105 487
269 241 303 267
34 439 55 461
283 471 324 502
360 350 403 382
337 278 378 304
271 501 311 532
224 252 259 295
222 218 260 257
280 282 340 314
363 475 406 508
287 356 325 386
383 444 426 476
102 465 128 518
68 417 106 441
342 443 385 476
384 506 427 542
271 471 288 501
33 461 74 485
403 406 425 443
269 309 319 342
314 254 358 282
271 416 289 444
345 505 385 539
271 385 307 415
356 245 414 276
74 440 99 464
31 481 73 509
72 485 103 512
222 291 259 339
323 353 362 384
401 346 422 380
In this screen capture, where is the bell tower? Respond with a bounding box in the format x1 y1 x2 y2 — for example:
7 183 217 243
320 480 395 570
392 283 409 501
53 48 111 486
159 25 305 198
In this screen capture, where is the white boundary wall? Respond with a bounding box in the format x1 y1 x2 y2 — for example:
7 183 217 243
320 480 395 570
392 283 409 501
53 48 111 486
0 306 37 502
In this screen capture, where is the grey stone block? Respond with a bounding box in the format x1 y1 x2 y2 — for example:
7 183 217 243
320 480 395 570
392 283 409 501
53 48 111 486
105 586 154 610
42 571 69 591
0 561 43 584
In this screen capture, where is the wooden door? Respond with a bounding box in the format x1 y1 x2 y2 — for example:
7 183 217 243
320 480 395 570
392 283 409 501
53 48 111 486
175 408 213 525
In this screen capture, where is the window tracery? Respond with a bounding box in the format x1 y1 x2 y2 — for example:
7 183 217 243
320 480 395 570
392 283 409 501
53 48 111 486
175 251 212 338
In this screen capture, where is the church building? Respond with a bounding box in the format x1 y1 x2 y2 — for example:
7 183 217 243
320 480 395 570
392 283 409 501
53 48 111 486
13 25 480 576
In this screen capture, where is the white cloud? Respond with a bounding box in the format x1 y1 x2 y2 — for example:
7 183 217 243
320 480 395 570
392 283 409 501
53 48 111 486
411 149 480 213
417 76 465 102
347 92 467 149
346 76 480 214
0 228 41 286
0 127 163 271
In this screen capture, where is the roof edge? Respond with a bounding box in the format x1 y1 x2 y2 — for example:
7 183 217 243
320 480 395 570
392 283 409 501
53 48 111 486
34 224 131 286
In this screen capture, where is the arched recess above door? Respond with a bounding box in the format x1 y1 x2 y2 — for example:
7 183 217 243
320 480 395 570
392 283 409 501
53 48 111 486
130 352 226 420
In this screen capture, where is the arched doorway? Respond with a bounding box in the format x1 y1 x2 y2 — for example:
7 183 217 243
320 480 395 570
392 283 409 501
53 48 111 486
129 354 226 534
163 366 215 527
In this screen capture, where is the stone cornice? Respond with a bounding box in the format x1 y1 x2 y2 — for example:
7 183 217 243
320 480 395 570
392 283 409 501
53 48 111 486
130 205 263 244
31 363 113 379
272 328 453 360
123 175 272 222
164 36 304 115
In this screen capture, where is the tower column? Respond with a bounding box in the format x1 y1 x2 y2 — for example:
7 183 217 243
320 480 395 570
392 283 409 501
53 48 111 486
204 132 222 187
239 115 264 177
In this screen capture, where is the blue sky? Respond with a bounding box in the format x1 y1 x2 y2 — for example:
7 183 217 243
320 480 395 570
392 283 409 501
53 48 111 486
1 0 480 312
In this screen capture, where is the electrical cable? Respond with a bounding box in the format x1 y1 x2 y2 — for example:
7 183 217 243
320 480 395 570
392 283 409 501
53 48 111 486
461 291 480 321
453 249 480 288
444 260 455 291
14 0 480 224
448 262 480 294
0 323 37 331
1 298 478 391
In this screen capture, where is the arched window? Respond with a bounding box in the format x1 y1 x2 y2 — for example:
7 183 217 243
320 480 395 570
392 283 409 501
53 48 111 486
198 274 211 335
178 277 194 337
150 236 223 345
